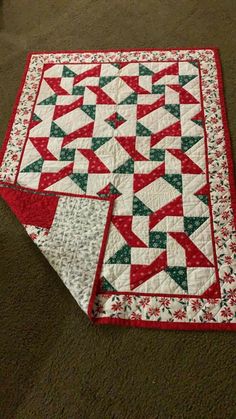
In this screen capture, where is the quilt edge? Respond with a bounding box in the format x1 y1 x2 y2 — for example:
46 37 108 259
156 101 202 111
213 49 236 228
93 316 236 331
27 46 220 55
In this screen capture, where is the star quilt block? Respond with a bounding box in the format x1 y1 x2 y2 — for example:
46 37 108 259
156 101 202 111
0 48 235 330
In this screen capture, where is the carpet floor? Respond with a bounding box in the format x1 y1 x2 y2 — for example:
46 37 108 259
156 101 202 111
0 1 236 418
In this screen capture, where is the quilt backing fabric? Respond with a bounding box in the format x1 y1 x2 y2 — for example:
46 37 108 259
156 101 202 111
0 48 235 330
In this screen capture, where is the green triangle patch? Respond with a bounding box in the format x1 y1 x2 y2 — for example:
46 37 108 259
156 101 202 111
111 63 120 69
152 85 165 94
184 217 208 236
109 184 121 195
69 174 88 192
136 122 152 136
91 137 112 151
80 105 96 120
119 92 138 105
162 174 182 193
165 267 188 292
106 113 126 129
98 183 121 198
149 232 167 249
72 86 85 95
100 277 117 292
113 158 134 174
139 64 154 75
181 136 202 152
196 194 208 205
106 244 131 264
21 158 44 173
133 196 153 216
150 149 165 161
50 122 66 137
99 76 117 87
190 61 199 68
179 75 197 86
192 119 203 127
165 104 180 119
60 148 75 161
62 65 77 78
38 94 57 105
32 113 42 122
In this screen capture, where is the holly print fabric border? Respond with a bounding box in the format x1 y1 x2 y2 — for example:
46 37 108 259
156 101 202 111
0 48 235 331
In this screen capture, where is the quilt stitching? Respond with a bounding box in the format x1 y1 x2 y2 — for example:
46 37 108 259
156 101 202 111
3 60 218 298
0 48 235 330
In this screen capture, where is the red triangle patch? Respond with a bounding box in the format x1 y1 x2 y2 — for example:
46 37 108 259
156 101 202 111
121 76 150 94
62 122 94 146
152 63 179 83
87 86 115 104
149 195 183 229
200 281 221 299
134 162 165 193
73 65 101 85
137 96 165 119
44 77 69 95
53 97 83 120
167 84 199 104
78 149 110 173
130 251 167 290
168 149 203 174
30 137 57 161
115 136 148 161
151 121 181 147
169 232 214 267
112 215 147 247
39 162 73 190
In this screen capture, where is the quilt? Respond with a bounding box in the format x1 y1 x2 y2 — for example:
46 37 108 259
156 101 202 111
0 48 235 331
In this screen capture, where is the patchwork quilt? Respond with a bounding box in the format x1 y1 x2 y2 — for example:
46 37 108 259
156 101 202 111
0 48 235 330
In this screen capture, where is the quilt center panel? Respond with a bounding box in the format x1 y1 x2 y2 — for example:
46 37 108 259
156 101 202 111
17 61 217 297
